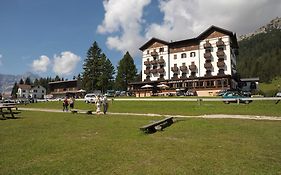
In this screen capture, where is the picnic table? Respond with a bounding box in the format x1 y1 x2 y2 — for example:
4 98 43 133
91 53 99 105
0 105 20 119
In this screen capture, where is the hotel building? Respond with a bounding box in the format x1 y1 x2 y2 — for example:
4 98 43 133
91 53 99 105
130 26 239 96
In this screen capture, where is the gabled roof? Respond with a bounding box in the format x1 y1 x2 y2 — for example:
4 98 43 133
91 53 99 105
197 25 234 40
139 25 239 50
139 37 169 51
197 25 238 48
18 84 32 90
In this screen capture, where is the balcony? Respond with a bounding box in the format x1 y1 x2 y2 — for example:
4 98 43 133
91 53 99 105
204 62 212 70
205 70 212 77
172 74 178 80
150 51 158 57
189 72 196 78
180 73 187 79
151 69 158 74
144 69 150 75
204 52 212 59
144 60 150 66
157 77 165 81
216 38 225 47
189 64 197 72
203 41 212 49
217 69 225 76
158 58 165 65
144 76 151 82
216 50 225 59
158 68 165 74
180 65 188 73
150 60 158 65
171 66 179 72
217 61 225 69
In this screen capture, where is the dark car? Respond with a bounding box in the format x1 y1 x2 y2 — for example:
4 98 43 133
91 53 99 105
222 91 252 104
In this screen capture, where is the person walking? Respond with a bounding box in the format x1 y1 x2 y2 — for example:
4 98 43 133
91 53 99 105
63 97 69 112
102 95 108 114
95 95 102 114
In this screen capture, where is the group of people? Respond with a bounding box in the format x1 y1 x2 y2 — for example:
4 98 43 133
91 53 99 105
95 95 108 114
62 95 109 115
62 97 75 112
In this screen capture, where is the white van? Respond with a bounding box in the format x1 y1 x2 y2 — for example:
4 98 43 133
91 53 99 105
84 93 97 103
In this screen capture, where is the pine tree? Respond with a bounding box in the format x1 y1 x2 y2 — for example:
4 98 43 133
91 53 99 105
25 77 32 85
19 79 24 84
11 82 18 98
115 51 137 90
82 41 102 92
97 53 115 93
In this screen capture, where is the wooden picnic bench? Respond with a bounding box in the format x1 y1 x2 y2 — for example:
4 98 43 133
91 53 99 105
0 105 21 119
140 117 173 133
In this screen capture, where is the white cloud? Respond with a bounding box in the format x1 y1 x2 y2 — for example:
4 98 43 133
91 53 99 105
146 0 281 40
97 0 151 56
53 51 81 76
32 55 50 72
0 54 2 66
98 0 281 56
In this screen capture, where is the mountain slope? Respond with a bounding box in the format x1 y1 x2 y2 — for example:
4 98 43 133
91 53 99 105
237 18 281 83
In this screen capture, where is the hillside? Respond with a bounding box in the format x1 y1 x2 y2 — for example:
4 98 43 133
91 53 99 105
237 18 281 83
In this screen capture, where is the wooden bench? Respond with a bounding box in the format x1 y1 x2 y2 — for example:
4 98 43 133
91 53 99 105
140 117 173 134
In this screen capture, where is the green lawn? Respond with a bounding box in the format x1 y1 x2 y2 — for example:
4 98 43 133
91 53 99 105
23 99 281 116
1 111 281 174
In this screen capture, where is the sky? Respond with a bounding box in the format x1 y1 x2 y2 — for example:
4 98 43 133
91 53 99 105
0 0 280 79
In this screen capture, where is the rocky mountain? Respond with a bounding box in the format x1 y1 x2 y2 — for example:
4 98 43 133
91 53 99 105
0 72 40 93
239 17 281 40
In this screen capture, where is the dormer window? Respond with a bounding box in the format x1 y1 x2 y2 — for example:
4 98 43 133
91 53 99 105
190 52 196 57
181 53 187 58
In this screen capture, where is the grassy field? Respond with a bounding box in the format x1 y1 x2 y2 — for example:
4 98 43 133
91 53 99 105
1 111 281 174
22 99 281 116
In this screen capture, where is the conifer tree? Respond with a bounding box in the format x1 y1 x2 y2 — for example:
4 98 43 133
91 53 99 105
115 51 137 90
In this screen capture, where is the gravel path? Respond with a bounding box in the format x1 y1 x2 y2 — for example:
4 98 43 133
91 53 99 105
19 107 281 121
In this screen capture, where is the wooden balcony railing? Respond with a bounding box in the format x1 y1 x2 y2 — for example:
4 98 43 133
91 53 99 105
158 68 165 74
203 41 212 49
216 38 225 47
216 50 225 58
171 66 179 72
217 61 225 68
150 51 158 57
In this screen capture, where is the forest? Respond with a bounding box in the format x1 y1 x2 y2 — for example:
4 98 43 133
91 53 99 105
237 29 281 83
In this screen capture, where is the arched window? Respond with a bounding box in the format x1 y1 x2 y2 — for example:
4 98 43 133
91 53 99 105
181 53 187 58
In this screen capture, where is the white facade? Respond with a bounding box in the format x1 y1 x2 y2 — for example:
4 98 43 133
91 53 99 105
140 26 238 83
17 85 46 99
30 85 46 99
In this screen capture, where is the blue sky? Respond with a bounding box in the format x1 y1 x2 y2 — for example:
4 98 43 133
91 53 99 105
0 0 280 79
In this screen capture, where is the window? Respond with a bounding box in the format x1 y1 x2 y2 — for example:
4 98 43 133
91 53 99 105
159 47 164 52
190 52 196 57
23 90 26 93
42 90 44 93
34 90 37 93
146 50 149 54
174 54 177 59
181 53 187 58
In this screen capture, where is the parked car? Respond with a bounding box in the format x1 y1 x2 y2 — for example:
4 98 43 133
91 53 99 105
84 93 97 103
222 91 252 104
217 89 231 96
276 92 281 97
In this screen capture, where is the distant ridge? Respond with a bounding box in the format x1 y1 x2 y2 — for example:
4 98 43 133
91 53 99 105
0 72 40 93
239 17 281 40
